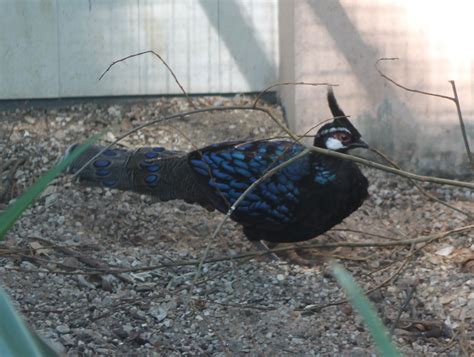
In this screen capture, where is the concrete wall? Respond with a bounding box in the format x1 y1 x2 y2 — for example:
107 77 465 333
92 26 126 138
0 0 278 99
279 0 474 177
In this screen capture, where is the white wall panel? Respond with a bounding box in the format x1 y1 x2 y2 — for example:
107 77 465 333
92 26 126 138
57 0 141 97
0 0 279 99
0 0 59 98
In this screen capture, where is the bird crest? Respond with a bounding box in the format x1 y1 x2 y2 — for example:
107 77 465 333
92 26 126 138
313 88 367 151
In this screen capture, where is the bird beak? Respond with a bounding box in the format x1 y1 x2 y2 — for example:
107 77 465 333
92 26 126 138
350 139 369 149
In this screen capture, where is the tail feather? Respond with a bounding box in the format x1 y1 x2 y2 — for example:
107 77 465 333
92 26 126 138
67 145 139 191
65 145 212 207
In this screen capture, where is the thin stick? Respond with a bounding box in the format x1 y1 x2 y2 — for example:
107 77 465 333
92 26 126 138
8 224 471 276
71 107 252 178
308 243 421 315
252 81 338 108
376 58 473 169
375 58 454 101
303 220 467 314
371 148 473 219
99 50 196 109
303 252 413 313
200 122 351 273
303 139 474 190
70 105 474 189
390 285 416 336
302 117 340 135
331 228 399 241
449 80 474 168
188 148 310 298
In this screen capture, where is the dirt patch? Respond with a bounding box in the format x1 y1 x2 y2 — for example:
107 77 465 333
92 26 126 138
1 96 473 355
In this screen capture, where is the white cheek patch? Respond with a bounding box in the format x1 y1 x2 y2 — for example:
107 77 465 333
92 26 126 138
325 137 346 150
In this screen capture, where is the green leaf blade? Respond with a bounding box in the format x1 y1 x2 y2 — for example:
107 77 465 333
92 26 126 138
0 133 103 240
0 286 53 356
331 263 401 357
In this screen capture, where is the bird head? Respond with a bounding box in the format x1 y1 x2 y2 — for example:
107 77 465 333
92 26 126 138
313 88 368 152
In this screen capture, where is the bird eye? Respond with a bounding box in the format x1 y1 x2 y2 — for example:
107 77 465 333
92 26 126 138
333 132 351 143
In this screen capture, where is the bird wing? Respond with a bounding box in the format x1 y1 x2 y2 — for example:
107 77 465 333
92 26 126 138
188 140 311 229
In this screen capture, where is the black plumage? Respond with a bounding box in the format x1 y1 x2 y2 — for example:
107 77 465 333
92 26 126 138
66 89 369 244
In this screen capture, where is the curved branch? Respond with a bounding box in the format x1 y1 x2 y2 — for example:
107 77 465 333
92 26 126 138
99 50 196 109
376 58 473 168
71 105 474 189
252 81 338 108
375 58 454 101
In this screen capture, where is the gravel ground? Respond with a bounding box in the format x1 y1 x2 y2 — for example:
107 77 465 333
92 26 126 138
0 96 473 356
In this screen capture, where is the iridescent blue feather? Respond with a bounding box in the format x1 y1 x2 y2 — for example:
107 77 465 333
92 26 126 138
188 140 332 225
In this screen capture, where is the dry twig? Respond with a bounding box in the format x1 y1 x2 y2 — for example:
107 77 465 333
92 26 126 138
5 225 471 277
70 106 474 189
371 148 473 220
376 57 473 168
252 81 338 108
99 50 197 110
389 284 417 336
